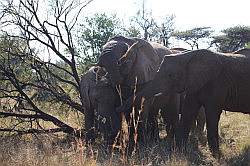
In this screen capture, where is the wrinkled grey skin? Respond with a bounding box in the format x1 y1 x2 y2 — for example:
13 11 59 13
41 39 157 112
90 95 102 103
97 35 173 87
119 49 250 157
98 36 178 148
80 66 121 146
171 48 206 141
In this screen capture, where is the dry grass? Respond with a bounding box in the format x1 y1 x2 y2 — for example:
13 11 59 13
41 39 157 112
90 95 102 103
0 112 249 166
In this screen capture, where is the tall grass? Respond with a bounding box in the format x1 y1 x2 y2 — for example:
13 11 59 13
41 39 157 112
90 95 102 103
0 112 249 166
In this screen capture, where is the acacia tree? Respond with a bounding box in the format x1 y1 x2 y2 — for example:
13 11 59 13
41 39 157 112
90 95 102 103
173 27 213 50
212 26 250 52
0 0 93 136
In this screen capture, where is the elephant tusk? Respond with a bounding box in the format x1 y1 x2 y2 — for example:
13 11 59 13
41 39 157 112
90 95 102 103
116 84 123 105
154 92 163 97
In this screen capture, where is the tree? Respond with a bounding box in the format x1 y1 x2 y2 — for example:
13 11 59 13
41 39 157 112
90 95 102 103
173 27 213 50
131 11 156 41
0 0 93 136
153 15 175 47
78 13 121 64
130 0 175 46
123 26 141 38
212 26 250 52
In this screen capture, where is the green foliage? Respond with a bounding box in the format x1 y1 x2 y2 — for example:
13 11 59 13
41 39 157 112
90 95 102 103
0 34 82 135
0 35 34 91
78 13 121 65
212 26 250 52
173 27 213 50
124 26 141 38
246 42 250 48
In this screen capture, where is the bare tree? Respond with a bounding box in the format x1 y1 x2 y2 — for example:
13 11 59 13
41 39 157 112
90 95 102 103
0 0 93 136
130 0 175 45
155 15 175 47
131 0 156 40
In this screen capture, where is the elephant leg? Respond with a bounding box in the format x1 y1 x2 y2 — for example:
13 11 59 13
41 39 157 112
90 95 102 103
108 113 122 147
161 106 178 143
190 106 206 143
147 107 160 143
196 106 206 134
136 98 157 146
196 107 206 145
160 94 179 144
205 106 222 158
85 108 95 144
177 94 201 149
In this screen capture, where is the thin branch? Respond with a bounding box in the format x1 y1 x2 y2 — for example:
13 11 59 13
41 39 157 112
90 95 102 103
0 111 43 119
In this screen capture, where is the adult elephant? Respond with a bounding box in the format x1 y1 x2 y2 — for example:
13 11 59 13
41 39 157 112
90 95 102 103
118 49 250 157
117 42 205 145
80 66 121 147
98 36 179 148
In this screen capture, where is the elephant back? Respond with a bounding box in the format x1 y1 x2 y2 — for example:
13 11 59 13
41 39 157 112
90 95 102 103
149 42 173 61
233 48 250 56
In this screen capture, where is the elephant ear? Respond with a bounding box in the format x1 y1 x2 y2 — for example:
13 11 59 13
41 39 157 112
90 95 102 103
119 39 160 83
118 42 139 75
185 49 223 93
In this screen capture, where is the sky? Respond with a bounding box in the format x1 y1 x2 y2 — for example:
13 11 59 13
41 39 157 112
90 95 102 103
3 0 248 60
85 0 250 30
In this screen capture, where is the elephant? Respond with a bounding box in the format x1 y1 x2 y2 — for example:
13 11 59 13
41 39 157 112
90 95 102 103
98 36 180 149
118 42 205 145
170 48 206 140
118 49 250 157
79 66 121 147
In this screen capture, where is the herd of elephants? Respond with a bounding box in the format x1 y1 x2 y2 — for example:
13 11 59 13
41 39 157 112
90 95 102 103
79 35 250 158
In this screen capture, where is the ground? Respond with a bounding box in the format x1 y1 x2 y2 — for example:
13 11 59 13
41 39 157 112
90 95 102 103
0 112 249 166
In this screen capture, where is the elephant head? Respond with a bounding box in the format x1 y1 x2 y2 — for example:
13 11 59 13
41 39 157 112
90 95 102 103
97 35 171 87
80 66 121 144
97 36 133 86
117 40 160 85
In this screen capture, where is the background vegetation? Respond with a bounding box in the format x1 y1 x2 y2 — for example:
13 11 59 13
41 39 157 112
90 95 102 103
0 0 249 165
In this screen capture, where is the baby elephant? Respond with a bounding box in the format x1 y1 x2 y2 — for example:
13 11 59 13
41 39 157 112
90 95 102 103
80 67 163 153
80 66 121 147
